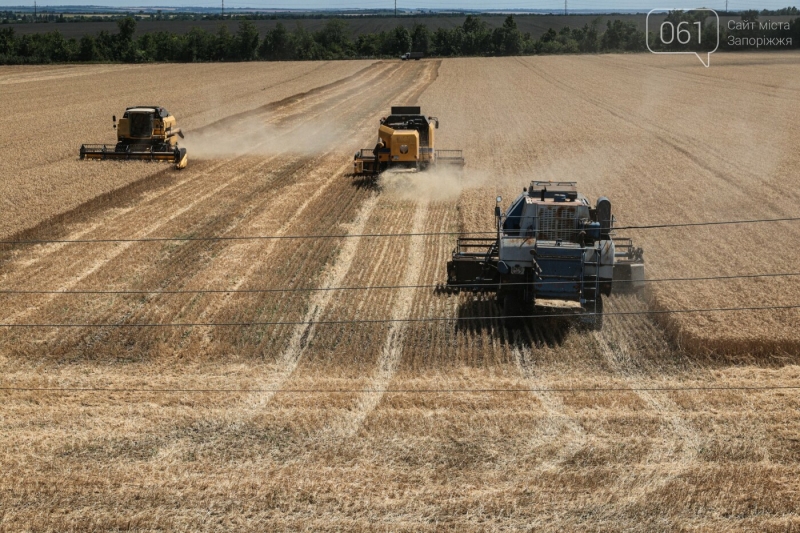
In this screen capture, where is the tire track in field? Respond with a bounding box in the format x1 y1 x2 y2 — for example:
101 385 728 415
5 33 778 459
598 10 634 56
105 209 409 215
599 296 773 504
0 64 140 86
335 199 429 438
512 330 588 469
592 295 701 501
193 62 441 354
392 201 457 372
41 156 312 356
238 60 442 408
189 160 358 351
5 154 318 353
244 192 379 410
0 157 283 328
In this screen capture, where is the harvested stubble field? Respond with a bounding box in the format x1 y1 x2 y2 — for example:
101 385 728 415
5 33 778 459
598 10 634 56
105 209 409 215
1 53 799 530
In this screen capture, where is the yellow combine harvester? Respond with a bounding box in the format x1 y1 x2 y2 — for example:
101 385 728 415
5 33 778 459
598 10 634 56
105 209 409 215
353 106 464 176
80 106 188 170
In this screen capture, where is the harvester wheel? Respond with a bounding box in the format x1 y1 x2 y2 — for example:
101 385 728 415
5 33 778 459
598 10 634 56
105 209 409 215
583 295 604 331
577 294 603 331
502 294 524 318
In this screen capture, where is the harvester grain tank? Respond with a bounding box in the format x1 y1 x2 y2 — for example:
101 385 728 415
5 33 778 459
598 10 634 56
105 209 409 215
80 106 188 170
353 106 464 176
446 181 645 329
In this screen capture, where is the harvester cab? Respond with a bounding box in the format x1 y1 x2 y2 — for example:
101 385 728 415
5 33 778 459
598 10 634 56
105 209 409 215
80 106 188 170
446 181 645 330
353 106 464 176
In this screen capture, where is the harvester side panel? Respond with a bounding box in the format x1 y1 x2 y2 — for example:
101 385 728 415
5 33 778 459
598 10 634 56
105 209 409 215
446 237 499 289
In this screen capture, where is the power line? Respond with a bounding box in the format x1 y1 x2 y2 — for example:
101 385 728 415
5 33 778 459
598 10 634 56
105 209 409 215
2 216 799 246
1 271 798 295
1 304 798 328
1 384 799 394
617 217 800 231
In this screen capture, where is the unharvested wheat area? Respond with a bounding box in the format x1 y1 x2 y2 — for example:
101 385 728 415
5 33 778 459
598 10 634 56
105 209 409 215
1 53 799 531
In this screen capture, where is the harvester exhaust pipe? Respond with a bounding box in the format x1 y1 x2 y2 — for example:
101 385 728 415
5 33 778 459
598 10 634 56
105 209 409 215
495 196 503 242
596 197 612 239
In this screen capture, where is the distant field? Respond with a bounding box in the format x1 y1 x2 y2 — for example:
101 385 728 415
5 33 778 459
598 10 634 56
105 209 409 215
8 14 797 40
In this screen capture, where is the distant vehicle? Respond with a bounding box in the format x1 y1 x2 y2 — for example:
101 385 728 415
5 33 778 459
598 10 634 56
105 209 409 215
400 52 424 61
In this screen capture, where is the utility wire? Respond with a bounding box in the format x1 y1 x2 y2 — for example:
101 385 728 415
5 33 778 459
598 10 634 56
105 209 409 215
2 216 799 246
1 271 798 295
1 304 798 328
1 384 799 394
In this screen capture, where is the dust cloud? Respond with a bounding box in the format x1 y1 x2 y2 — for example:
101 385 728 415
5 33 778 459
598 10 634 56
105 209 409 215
181 115 339 159
379 165 491 202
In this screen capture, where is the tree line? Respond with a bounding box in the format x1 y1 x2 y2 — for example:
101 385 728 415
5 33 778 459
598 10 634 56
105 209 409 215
0 13 797 64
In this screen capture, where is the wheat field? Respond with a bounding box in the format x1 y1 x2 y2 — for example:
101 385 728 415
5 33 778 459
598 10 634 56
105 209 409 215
1 53 799 530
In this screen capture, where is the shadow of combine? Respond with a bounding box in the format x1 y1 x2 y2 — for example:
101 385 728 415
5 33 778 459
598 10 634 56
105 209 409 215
606 292 800 369
348 174 380 192
443 290 571 349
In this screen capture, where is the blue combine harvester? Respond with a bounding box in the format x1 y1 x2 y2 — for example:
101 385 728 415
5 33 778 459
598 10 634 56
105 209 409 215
446 181 645 330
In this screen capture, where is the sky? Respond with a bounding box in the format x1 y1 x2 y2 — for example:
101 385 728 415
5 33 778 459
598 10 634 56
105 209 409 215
0 0 795 11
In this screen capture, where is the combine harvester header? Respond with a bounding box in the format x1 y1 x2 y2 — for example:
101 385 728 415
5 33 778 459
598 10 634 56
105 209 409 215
353 106 464 176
